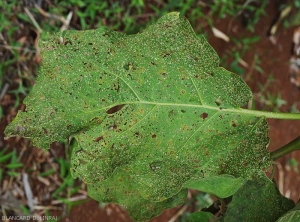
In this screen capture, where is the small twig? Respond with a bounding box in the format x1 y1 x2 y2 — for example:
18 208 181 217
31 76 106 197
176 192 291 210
168 189 191 222
33 205 62 210
24 7 43 33
237 57 249 68
34 4 73 31
37 176 50 186
61 11 73 31
0 44 37 53
34 4 63 21
22 172 34 212
0 83 9 101
269 5 292 36
168 204 189 222
51 195 88 205
78 189 88 195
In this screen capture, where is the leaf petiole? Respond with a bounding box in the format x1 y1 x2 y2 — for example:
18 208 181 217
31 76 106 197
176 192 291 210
237 108 300 120
270 136 300 160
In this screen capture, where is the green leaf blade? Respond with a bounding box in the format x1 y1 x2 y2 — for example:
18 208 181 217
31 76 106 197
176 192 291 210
276 203 300 222
187 211 215 222
5 13 272 221
224 175 295 222
183 175 246 198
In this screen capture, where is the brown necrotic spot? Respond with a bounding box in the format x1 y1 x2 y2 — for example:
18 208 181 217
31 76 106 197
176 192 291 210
106 104 125 114
161 72 167 77
93 136 104 142
200 112 208 120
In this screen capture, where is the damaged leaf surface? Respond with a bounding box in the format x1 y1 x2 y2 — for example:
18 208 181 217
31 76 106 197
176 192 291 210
5 12 271 221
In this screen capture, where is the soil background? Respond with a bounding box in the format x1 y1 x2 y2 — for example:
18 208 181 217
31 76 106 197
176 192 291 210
0 2 299 222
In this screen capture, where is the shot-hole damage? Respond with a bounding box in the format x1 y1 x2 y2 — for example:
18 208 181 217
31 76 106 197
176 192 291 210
106 104 125 114
123 62 135 71
200 112 208 120
3 13 274 222
215 98 222 106
162 53 171 58
123 64 130 70
231 121 237 127
93 136 104 142
149 161 162 171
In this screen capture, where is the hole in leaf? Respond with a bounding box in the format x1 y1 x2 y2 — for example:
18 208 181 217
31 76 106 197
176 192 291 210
123 62 135 71
181 110 186 113
93 136 104 142
200 113 208 120
168 110 176 119
106 104 125 114
152 134 156 138
123 64 129 70
108 125 117 130
149 161 162 171
232 121 237 127
161 72 167 78
215 98 222 106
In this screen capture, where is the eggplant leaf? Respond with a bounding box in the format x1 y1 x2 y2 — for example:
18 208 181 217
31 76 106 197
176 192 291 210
5 12 271 221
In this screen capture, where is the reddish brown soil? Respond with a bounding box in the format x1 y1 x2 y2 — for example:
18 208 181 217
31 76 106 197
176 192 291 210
1 2 299 222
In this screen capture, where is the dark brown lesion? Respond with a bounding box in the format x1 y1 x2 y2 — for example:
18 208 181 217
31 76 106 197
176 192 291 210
93 136 104 142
